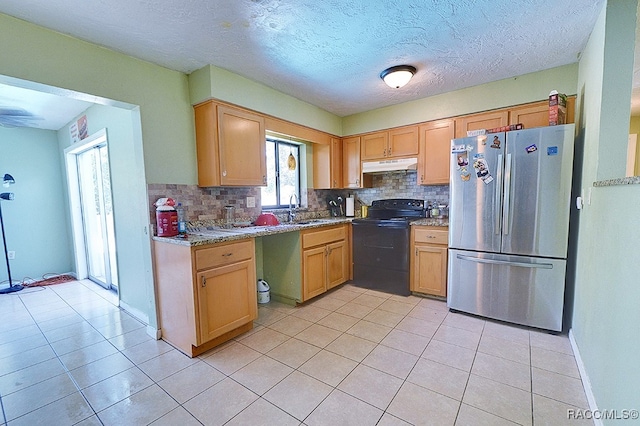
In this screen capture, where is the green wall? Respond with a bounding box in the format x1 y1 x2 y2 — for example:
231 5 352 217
190 65 343 136
572 0 640 419
342 64 579 135
0 127 73 283
0 13 195 186
57 104 157 327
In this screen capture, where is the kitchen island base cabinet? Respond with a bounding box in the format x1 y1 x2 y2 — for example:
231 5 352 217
410 226 448 297
301 224 349 302
153 239 257 357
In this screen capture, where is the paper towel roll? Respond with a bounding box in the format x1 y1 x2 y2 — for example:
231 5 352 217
346 197 355 217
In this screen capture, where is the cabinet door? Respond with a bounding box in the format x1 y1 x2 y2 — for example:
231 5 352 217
388 126 419 158
326 240 348 290
194 101 221 187
330 137 343 188
508 101 549 129
302 246 327 301
455 110 508 139
361 131 388 160
217 105 267 186
412 245 448 297
343 136 362 188
196 259 257 344
418 120 454 185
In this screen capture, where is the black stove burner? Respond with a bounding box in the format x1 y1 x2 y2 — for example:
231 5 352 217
363 198 426 221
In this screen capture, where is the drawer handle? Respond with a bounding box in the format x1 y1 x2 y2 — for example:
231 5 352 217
222 253 233 257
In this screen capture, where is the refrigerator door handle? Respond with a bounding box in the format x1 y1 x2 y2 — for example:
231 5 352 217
456 254 553 269
495 154 504 235
502 153 512 235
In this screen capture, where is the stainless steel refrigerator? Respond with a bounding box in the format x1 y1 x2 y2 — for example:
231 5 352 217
447 124 575 331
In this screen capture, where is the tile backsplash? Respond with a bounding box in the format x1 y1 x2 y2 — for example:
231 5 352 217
147 171 448 232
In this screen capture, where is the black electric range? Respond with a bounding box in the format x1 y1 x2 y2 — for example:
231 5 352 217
351 199 426 296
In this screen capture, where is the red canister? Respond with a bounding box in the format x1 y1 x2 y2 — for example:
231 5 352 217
156 209 178 237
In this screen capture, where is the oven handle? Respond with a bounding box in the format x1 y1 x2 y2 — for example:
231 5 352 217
352 221 409 229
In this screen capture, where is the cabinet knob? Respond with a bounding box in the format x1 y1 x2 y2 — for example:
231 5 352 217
388 147 392 155
421 175 424 182
263 175 267 184
222 170 227 177
383 148 387 157
201 276 207 287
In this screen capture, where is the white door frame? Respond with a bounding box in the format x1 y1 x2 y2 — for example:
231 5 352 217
64 128 111 285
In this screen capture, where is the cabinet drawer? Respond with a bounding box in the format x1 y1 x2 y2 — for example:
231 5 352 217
302 226 346 249
414 228 448 245
195 240 254 270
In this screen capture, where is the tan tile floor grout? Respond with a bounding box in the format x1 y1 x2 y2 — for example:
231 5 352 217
0 280 592 425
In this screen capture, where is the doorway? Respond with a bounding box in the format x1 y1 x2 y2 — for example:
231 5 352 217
65 129 118 291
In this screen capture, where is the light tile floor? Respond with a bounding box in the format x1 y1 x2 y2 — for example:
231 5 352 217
0 280 592 425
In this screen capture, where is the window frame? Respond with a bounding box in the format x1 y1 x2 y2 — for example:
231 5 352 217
261 138 302 210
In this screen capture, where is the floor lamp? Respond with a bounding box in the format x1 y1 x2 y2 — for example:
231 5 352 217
0 173 22 294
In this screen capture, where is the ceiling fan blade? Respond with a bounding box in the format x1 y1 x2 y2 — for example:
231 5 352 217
0 107 43 128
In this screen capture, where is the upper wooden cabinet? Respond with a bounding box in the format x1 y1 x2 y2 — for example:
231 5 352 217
455 110 509 139
314 137 343 189
509 96 576 128
361 126 419 161
343 136 371 188
194 101 267 187
418 119 454 186
508 101 549 129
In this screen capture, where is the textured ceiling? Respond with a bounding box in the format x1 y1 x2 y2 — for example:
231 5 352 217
0 0 607 119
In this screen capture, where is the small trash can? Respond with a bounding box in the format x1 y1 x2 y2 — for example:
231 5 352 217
257 279 270 304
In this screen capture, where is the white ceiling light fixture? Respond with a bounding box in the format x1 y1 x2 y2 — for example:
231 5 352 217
380 65 417 89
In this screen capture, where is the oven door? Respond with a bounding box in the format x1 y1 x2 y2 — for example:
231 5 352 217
352 219 410 295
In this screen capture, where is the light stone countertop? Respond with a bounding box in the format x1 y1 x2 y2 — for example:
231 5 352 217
410 218 449 227
153 217 354 247
593 176 640 187
154 215 451 247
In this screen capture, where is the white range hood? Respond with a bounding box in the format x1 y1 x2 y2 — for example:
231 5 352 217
361 157 418 174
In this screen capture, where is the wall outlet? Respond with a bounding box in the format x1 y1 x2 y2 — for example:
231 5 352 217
8 251 15 260
246 196 256 208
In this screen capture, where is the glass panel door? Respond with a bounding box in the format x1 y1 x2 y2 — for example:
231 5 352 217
76 144 118 289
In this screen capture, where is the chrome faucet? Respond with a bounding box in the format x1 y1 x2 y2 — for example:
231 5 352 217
288 194 298 222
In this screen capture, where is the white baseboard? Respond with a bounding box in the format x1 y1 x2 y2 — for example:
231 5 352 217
147 325 162 340
569 328 601 426
118 301 161 340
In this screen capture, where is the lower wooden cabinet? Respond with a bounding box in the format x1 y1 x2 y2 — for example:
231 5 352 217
301 224 349 301
153 238 257 357
410 226 448 297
